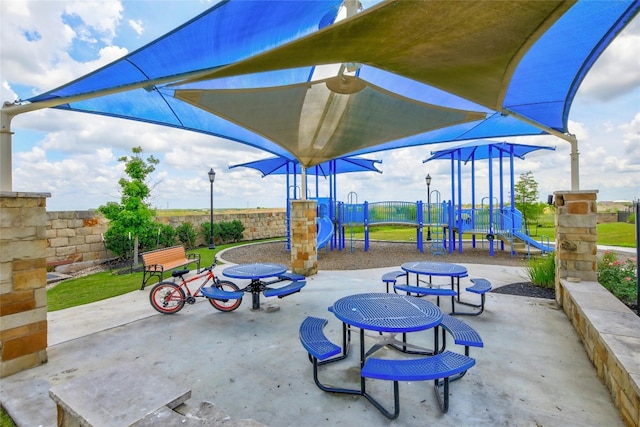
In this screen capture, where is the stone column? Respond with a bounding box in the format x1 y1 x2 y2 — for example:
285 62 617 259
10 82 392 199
553 190 598 305
290 200 317 276
1 191 50 377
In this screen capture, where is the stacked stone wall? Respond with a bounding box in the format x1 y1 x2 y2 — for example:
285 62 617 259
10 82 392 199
596 212 618 224
44 209 286 267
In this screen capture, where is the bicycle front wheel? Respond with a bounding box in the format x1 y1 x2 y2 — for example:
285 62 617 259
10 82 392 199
149 282 186 314
208 280 243 312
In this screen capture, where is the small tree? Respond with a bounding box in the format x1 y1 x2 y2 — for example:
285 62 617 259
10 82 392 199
99 146 159 268
514 171 544 230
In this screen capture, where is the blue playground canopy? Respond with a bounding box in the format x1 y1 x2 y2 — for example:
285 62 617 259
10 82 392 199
424 140 557 256
2 0 638 194
231 155 382 251
229 156 381 177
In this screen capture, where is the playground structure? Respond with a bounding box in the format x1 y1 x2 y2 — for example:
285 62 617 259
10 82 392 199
334 198 553 257
282 194 553 258
235 141 556 258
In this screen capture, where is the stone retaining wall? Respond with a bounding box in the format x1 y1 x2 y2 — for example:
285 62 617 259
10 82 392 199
558 279 639 427
45 209 286 268
597 212 619 224
554 190 638 427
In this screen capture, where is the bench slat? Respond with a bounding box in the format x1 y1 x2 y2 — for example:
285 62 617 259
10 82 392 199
361 351 475 381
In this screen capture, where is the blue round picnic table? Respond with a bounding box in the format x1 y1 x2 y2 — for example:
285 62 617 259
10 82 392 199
223 263 287 310
400 262 468 278
331 293 443 364
331 293 442 333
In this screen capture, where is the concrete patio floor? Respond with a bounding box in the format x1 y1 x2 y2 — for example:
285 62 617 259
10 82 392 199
0 262 625 426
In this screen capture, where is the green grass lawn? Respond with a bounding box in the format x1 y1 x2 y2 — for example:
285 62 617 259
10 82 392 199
0 409 15 427
349 222 635 248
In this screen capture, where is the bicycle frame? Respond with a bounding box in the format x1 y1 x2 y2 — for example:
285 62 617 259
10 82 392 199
171 268 217 299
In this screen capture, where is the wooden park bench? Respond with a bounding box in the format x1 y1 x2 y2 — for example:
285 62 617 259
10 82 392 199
140 245 200 290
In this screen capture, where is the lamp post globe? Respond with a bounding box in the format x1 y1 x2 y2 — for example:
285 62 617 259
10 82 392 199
208 168 216 249
425 174 432 241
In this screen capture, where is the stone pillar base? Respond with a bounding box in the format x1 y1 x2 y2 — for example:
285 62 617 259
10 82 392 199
290 200 318 276
553 190 598 306
1 192 50 378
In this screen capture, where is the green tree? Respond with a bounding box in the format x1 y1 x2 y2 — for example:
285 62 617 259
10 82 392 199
514 171 544 230
99 146 159 268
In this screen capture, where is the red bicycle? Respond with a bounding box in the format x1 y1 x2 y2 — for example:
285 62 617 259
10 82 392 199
149 258 243 314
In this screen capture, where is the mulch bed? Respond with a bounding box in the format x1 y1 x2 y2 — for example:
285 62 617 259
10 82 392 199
491 282 555 299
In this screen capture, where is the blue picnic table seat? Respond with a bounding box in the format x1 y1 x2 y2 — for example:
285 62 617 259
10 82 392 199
381 270 407 292
264 280 306 298
453 278 492 316
393 283 457 312
361 350 475 415
299 317 353 394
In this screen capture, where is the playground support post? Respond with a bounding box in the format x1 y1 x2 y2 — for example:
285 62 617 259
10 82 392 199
425 174 432 241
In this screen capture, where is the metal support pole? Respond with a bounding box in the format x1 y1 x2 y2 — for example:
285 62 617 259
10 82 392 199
426 174 432 241
208 168 216 249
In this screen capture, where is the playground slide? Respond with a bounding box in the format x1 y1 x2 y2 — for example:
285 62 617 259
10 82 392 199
317 215 334 250
513 230 554 253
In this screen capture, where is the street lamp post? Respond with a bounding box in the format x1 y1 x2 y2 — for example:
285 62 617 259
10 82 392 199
208 168 216 249
425 174 432 241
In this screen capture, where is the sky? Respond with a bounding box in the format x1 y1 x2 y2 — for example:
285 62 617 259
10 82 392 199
1 0 639 212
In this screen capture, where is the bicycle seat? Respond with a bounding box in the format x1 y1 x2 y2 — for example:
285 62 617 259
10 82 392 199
171 269 190 277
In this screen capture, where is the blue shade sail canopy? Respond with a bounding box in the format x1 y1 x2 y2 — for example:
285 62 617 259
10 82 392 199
424 140 556 164
229 156 381 177
3 0 638 187
175 0 638 136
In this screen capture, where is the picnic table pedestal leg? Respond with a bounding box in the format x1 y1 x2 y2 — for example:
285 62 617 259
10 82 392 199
248 280 262 310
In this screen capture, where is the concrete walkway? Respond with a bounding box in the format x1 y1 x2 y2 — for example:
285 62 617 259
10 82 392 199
0 262 626 426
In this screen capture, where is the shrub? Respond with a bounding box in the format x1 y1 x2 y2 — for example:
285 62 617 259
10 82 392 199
628 213 635 224
175 222 196 249
211 220 245 244
597 252 638 305
102 225 133 260
201 222 214 244
201 220 244 245
526 254 555 288
157 223 176 247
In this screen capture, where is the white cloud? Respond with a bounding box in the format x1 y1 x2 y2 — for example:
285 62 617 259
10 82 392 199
64 0 123 43
579 18 640 102
128 19 144 36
